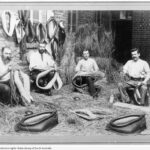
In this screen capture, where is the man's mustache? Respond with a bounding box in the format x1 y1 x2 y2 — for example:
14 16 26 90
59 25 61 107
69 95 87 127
132 56 137 59
6 57 11 60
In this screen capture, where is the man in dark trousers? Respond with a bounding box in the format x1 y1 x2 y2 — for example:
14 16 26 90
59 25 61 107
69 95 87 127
75 50 105 98
28 43 58 95
0 47 33 105
118 48 150 106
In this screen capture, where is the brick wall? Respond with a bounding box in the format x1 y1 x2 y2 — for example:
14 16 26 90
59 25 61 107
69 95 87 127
78 11 96 25
54 10 68 27
132 11 150 63
0 10 68 72
0 10 23 70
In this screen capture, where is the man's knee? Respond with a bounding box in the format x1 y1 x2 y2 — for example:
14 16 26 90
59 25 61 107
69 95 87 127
3 85 10 93
38 79 44 86
141 85 148 90
21 72 30 80
118 82 123 88
49 71 55 76
87 76 93 81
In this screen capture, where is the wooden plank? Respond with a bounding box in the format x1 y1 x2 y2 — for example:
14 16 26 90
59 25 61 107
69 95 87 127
113 102 150 113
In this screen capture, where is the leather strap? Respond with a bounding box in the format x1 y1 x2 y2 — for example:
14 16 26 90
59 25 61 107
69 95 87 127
15 20 25 43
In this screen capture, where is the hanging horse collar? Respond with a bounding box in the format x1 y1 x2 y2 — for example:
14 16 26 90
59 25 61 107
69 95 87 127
46 17 58 41
1 10 17 37
35 23 47 43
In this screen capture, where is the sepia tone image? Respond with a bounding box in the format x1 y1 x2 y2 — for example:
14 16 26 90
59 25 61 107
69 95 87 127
1 6 150 142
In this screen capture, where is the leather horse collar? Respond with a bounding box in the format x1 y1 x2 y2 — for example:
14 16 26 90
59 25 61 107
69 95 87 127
36 69 63 90
57 21 66 46
50 38 58 60
106 114 146 134
46 17 58 41
1 10 17 37
59 21 65 29
18 10 30 26
35 23 47 43
15 110 58 133
72 72 96 89
25 20 35 43
15 20 25 44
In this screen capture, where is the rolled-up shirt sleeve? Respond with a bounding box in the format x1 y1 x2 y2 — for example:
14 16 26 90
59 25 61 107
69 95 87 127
28 51 36 71
93 59 99 72
75 61 81 72
123 61 129 75
144 62 150 78
29 57 34 71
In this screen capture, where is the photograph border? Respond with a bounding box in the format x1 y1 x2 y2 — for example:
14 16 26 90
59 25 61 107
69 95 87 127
1 0 150 144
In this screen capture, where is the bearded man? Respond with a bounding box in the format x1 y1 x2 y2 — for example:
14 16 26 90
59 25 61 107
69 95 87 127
0 47 33 105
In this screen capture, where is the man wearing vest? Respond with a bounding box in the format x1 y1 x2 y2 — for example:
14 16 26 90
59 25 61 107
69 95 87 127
118 48 150 106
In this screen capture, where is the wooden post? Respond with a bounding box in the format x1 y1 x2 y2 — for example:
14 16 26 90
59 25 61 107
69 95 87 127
109 11 112 31
76 11 78 32
70 10 73 33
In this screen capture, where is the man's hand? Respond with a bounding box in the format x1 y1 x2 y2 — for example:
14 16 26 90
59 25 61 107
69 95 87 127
7 64 12 72
81 69 87 72
9 64 20 71
54 65 58 71
141 80 147 85
137 80 147 86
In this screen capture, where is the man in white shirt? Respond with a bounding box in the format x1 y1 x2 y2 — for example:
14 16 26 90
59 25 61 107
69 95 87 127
118 48 150 106
0 47 33 105
28 43 57 95
74 50 105 98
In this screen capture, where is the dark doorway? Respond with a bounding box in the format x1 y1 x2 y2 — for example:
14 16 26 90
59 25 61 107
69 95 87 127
112 20 132 64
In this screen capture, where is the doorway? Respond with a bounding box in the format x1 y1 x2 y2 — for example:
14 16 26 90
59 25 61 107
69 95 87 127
112 20 132 64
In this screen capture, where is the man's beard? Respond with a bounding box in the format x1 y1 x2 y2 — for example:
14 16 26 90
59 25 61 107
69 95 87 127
2 56 11 63
6 57 11 61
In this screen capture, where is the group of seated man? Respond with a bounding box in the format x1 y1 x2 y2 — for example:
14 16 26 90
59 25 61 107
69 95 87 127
0 43 150 107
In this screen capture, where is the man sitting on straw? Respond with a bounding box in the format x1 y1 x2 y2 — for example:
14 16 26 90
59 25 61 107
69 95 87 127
27 43 63 95
118 48 150 106
0 47 33 106
72 49 105 98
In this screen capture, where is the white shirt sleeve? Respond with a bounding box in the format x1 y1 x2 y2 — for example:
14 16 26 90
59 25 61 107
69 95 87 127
143 61 150 76
123 61 129 74
92 59 99 72
27 51 39 71
75 60 81 72
28 53 35 71
46 55 55 67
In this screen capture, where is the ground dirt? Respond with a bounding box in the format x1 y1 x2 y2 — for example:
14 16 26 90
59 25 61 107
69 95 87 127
0 79 149 136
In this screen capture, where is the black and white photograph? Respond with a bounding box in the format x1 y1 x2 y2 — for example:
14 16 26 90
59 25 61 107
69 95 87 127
1 1 150 145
